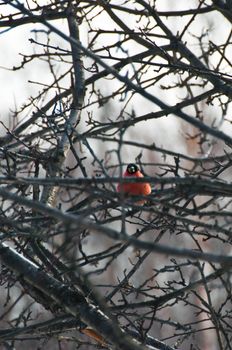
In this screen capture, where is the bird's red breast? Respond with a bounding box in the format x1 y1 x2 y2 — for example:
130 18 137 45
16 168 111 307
117 163 151 204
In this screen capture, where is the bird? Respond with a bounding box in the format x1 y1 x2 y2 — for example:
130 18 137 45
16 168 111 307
117 163 151 204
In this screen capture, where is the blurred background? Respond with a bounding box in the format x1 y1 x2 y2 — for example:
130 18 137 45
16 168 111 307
0 1 232 349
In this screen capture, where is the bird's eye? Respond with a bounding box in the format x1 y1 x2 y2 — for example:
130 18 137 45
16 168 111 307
127 163 138 174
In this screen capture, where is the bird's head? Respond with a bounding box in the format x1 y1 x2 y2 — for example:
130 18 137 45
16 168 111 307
126 163 139 175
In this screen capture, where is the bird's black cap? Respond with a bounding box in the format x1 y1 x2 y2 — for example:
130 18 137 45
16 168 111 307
127 163 139 174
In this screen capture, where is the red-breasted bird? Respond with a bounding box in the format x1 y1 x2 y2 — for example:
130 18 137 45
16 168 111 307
117 163 151 204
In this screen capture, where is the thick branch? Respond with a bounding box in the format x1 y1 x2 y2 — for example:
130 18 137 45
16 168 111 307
40 6 85 206
0 243 148 350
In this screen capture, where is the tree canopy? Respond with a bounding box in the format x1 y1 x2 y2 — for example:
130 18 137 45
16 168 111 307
0 1 232 349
